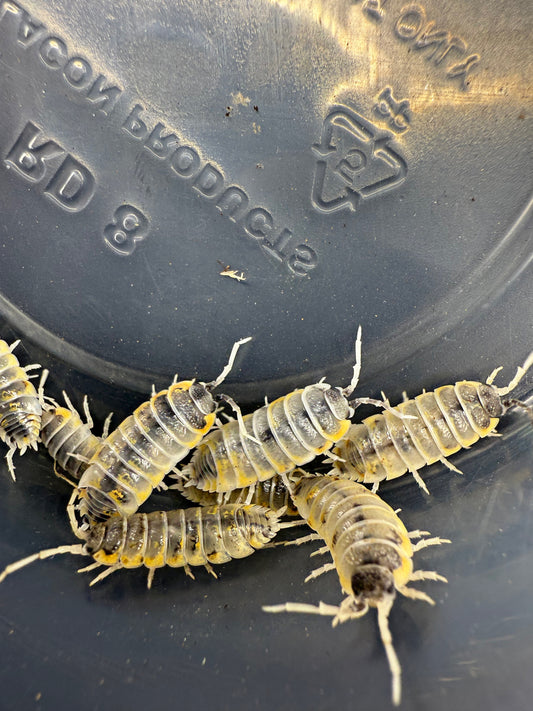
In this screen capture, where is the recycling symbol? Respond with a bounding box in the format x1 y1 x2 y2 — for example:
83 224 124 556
311 105 408 214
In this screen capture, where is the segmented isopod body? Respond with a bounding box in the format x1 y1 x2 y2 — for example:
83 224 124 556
264 474 449 706
0 504 285 589
331 353 533 493
0 339 42 480
182 383 353 494
180 328 377 495
74 338 250 528
174 474 299 516
40 393 111 482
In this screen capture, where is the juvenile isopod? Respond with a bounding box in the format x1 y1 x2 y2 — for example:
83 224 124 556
72 337 251 531
0 339 45 480
40 392 113 483
178 327 398 498
0 504 293 589
330 352 533 493
173 474 299 516
263 473 450 706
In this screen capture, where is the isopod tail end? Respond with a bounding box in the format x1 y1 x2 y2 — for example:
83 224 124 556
377 598 402 707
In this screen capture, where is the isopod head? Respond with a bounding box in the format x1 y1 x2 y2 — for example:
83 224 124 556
324 386 351 421
188 381 217 415
350 565 396 607
476 383 505 418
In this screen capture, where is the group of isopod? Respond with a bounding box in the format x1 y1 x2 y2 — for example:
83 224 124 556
0 332 532 706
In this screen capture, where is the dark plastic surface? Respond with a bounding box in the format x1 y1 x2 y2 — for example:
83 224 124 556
0 0 532 709
0 0 531 402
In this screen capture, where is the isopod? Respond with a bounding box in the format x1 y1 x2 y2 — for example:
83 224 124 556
40 392 113 483
0 339 45 480
331 351 533 493
0 504 292 589
173 474 299 516
263 473 449 706
72 336 251 531
178 327 396 497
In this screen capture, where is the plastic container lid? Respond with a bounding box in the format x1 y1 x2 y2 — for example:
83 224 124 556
0 1 531 709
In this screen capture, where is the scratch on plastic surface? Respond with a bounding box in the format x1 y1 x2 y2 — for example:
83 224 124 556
475 479 502 558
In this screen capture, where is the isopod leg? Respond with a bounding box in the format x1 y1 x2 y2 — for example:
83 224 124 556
102 412 113 439
67 489 87 539
82 395 94 429
5 447 16 482
409 570 448 583
183 564 195 580
37 369 51 408
411 469 430 495
89 564 122 586
310 546 330 557
439 457 462 475
397 586 435 605
204 562 218 579
407 530 431 539
412 536 451 552
244 483 256 505
53 461 77 488
304 562 336 582
275 533 322 547
77 561 101 574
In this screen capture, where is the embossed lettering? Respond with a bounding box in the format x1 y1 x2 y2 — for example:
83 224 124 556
392 4 479 87
193 164 223 198
0 1 316 275
216 187 249 221
44 155 96 212
103 204 149 256
374 87 411 133
447 54 480 86
245 208 273 239
262 228 293 262
5 122 63 182
413 22 452 59
432 36 467 65
86 75 122 114
145 123 179 159
39 36 68 69
16 7 45 46
362 0 388 21
63 56 92 89
122 104 148 140
170 145 201 177
395 5 425 40
288 246 319 276
0 2 21 23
